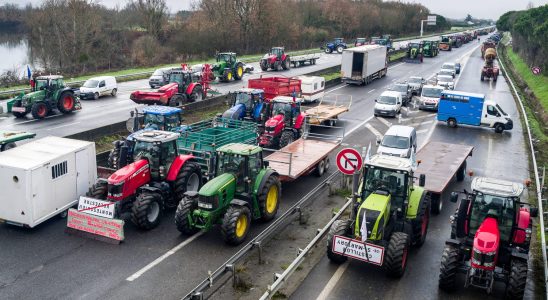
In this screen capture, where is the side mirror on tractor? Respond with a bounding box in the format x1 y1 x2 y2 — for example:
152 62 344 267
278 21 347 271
450 192 459 203
419 174 426 187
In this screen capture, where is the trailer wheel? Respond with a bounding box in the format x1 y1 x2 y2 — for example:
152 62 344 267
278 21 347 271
58 91 76 113
447 118 457 128
131 192 162 230
87 181 108 200
12 100 29 118
480 74 485 81
324 157 330 172
326 219 350 264
312 59 316 65
431 193 443 214
279 130 295 148
315 159 326 177
412 193 430 247
438 243 460 291
31 102 48 119
170 162 202 209
456 161 467 181
505 259 527 299
383 232 410 278
257 175 281 221
175 197 199 235
221 205 251 245
2 143 16 151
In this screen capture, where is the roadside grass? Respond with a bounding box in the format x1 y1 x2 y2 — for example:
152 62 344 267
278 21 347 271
506 47 548 110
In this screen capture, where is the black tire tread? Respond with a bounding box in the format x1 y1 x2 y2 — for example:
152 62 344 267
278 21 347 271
411 193 430 247
174 197 199 235
86 182 108 200
171 162 202 209
221 205 251 245
383 232 409 278
505 260 527 299
326 219 351 264
257 175 281 221
438 244 460 291
131 192 162 230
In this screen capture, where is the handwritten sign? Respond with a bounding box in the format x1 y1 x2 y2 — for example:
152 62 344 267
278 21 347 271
67 209 124 241
332 235 384 266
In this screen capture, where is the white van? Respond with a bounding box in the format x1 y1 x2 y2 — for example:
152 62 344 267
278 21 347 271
79 76 117 100
374 90 402 117
295 76 325 103
377 125 417 158
419 85 444 111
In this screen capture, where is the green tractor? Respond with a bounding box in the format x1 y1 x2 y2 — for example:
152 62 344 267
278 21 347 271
175 143 281 245
326 154 430 277
404 42 424 64
8 75 80 119
422 40 438 57
211 52 245 82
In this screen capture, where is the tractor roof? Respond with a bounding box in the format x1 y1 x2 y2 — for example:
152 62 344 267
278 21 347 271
217 143 262 156
143 106 182 115
36 75 63 80
471 177 524 198
367 154 413 173
133 130 180 143
219 52 236 55
271 96 302 104
235 88 264 95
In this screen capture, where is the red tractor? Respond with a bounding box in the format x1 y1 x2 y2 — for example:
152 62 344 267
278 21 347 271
439 177 538 298
130 64 212 106
259 96 306 149
260 47 291 71
88 130 202 229
481 47 499 82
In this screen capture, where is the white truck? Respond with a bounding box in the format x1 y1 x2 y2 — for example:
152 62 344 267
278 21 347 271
341 45 388 85
0 136 96 228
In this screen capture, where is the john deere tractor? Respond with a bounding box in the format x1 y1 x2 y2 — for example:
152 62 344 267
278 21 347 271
326 154 430 277
9 75 80 119
422 40 439 57
212 52 245 82
175 143 281 245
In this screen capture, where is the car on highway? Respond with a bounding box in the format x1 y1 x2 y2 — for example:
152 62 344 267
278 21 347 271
438 69 454 78
441 62 459 77
376 125 417 158
408 76 425 95
388 83 412 105
79 76 117 100
149 67 172 88
436 75 455 90
374 90 402 117
419 84 444 111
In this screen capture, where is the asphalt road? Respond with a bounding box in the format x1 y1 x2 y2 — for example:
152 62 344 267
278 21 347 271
0 36 503 300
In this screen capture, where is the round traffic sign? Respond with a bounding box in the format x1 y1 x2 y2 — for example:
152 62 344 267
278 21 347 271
532 66 541 75
336 148 363 175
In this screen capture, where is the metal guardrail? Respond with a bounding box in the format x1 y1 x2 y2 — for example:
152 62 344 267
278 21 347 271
497 47 548 299
182 171 341 300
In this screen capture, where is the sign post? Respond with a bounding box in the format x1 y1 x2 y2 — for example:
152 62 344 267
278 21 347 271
336 148 364 221
420 15 437 37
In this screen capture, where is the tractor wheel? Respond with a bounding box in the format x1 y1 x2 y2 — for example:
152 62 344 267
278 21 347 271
86 181 108 200
31 102 48 119
505 259 527 299
257 175 281 221
279 130 295 148
438 243 460 291
260 60 268 71
170 162 202 209
190 86 203 102
221 205 251 245
493 76 498 82
234 64 244 80
12 100 29 118
411 193 430 247
326 219 351 264
222 70 233 82
325 48 332 54
455 198 470 238
131 192 163 230
336 46 344 54
58 91 76 113
456 161 467 181
315 158 326 177
1 143 16 151
175 197 199 235
282 58 290 70
169 94 185 107
431 193 443 215
107 144 121 169
383 232 410 278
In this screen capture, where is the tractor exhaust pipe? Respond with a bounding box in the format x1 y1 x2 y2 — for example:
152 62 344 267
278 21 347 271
119 144 129 168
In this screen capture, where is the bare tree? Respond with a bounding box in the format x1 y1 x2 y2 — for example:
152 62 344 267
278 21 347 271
130 0 168 39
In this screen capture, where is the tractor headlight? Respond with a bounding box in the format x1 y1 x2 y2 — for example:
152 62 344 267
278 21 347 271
471 257 481 266
198 202 213 209
483 261 495 267
198 195 218 210
485 250 497 256
526 228 532 241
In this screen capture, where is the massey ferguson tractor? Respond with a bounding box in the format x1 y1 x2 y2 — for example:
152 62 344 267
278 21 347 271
260 47 291 71
258 96 306 149
439 177 538 299
130 64 211 106
481 47 499 82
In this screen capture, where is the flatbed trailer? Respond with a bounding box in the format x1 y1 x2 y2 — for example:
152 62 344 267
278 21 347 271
305 95 352 126
290 53 321 68
415 141 473 214
0 130 36 151
265 125 343 181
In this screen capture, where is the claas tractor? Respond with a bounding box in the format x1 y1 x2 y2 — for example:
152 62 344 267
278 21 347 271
439 36 452 51
326 154 430 278
9 75 81 119
260 47 291 71
422 40 438 57
222 88 267 123
404 42 424 63
211 52 245 82
88 130 203 229
321 38 347 54
439 177 538 298
175 143 281 245
258 96 306 149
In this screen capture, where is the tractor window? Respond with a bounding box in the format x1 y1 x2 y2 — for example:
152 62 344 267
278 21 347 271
144 114 166 130
468 193 515 242
235 93 253 108
165 114 180 130
217 153 246 187
248 153 262 179
160 141 177 170
132 141 154 162
35 79 48 90
362 167 407 207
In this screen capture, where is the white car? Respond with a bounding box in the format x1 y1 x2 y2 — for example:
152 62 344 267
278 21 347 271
377 125 417 158
436 75 455 90
419 85 444 111
441 62 457 77
374 91 402 118
79 76 117 100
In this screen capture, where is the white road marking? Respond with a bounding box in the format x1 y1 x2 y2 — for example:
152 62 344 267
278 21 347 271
418 119 438 151
420 120 433 125
416 129 429 134
388 62 405 70
365 123 383 138
47 121 81 131
345 116 373 137
316 262 349 300
367 89 375 94
125 231 204 282
377 117 392 128
325 84 348 94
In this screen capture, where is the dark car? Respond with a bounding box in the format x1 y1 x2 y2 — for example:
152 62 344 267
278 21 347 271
148 67 172 88
408 76 425 95
389 83 412 105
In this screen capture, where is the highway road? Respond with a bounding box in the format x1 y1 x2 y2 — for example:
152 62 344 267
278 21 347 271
0 35 516 300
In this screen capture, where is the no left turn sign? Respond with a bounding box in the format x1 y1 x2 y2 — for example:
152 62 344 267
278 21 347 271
336 148 363 175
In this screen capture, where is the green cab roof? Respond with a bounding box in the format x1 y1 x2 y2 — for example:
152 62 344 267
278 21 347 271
217 143 262 155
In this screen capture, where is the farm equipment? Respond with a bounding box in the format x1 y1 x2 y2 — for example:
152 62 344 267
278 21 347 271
404 42 424 63
326 154 430 277
439 36 452 51
0 130 35 151
222 89 267 123
260 47 291 71
422 40 438 57
354 38 368 47
481 41 496 59
247 76 301 101
290 53 321 68
452 35 464 48
371 35 393 50
258 96 306 149
481 47 499 82
305 95 352 126
130 64 211 106
8 75 81 119
211 52 245 82
322 38 347 54
438 177 537 298
341 45 388 85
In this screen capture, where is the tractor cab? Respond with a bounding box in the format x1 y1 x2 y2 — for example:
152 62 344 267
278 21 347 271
34 75 65 93
217 52 236 64
169 69 193 91
270 47 285 59
441 36 451 43
270 96 302 125
215 143 264 194
332 38 344 44
223 88 266 121
130 130 180 181
141 106 183 131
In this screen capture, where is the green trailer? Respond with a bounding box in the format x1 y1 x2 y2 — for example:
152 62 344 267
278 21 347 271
0 130 36 151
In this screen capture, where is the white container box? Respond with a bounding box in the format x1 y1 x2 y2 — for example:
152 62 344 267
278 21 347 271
341 45 388 84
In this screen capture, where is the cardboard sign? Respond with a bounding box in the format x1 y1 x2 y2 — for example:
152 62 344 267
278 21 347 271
77 196 115 219
332 235 384 266
11 107 26 113
67 209 124 241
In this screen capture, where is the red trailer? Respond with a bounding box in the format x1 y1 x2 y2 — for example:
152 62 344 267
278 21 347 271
247 76 301 101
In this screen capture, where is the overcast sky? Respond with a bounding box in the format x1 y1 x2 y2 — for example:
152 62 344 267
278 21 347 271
0 0 546 19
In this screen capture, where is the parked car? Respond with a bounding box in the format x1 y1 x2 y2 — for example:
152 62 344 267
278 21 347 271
374 91 402 117
244 63 254 73
436 75 455 90
389 83 412 105
408 76 425 95
376 125 417 158
441 62 458 77
438 69 454 79
79 76 117 100
149 67 172 88
419 85 444 111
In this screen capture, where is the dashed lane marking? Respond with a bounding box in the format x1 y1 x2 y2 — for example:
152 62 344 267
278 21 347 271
416 129 429 134
377 117 392 128
365 123 383 138
316 262 349 300
420 120 433 125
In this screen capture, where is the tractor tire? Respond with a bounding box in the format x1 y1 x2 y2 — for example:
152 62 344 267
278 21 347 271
58 91 76 114
222 70 233 82
383 232 410 278
336 46 344 54
505 259 527 299
175 197 199 235
325 48 332 54
1 142 16 151
107 145 121 170
455 198 470 238
279 130 295 148
12 100 29 118
411 193 430 247
170 162 202 209
438 243 460 291
456 161 467 181
234 64 244 80
131 192 163 230
326 219 351 264
86 181 108 200
257 175 281 221
31 102 48 119
431 193 443 215
282 58 290 70
260 60 268 71
169 94 185 107
190 86 203 102
495 123 504 134
221 205 251 245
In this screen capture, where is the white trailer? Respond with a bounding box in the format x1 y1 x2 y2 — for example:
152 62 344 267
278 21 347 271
0 136 96 228
291 53 321 68
341 45 388 85
295 75 325 103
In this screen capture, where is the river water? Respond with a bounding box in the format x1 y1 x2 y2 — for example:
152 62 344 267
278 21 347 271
0 36 34 78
